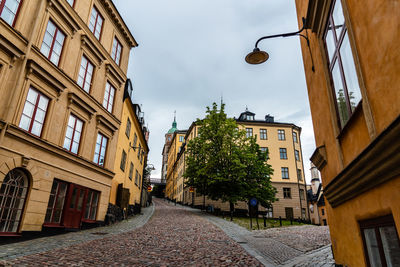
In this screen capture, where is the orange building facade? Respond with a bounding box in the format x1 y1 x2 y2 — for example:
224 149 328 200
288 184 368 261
295 0 400 265
0 0 136 235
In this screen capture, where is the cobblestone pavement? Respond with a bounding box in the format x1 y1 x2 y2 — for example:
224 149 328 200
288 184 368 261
2 199 262 266
191 206 334 266
0 203 155 262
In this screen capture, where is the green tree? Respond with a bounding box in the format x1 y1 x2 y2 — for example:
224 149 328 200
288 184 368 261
184 102 276 220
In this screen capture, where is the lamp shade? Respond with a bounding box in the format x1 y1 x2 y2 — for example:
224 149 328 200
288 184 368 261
245 48 269 64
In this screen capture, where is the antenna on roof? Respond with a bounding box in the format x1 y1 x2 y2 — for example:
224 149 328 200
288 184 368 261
245 105 248 112
220 92 224 106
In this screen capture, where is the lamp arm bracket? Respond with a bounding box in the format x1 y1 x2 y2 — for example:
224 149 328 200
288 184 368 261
255 17 307 48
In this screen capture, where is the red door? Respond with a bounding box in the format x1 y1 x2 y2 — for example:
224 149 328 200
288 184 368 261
63 184 86 228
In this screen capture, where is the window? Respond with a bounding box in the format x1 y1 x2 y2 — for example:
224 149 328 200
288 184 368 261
292 131 298 143
279 148 287 159
19 87 49 137
63 114 83 154
140 151 144 164
260 147 268 155
44 180 68 224
283 188 291 199
137 144 141 158
297 169 303 181
125 118 131 138
128 162 133 180
0 169 29 233
0 0 22 26
281 167 289 179
40 20 65 66
134 170 139 186
295 150 300 161
360 215 400 267
324 0 362 128
120 150 127 171
133 133 137 150
103 82 115 113
278 129 285 140
84 190 99 221
321 208 325 215
93 133 107 166
246 128 253 138
77 56 94 93
285 207 294 219
111 37 122 65
300 189 305 200
302 208 306 219
66 0 74 7
260 129 267 140
179 136 184 142
89 6 103 40
266 207 273 218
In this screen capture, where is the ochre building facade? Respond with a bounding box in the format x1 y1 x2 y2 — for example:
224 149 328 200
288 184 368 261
295 0 400 265
0 0 136 235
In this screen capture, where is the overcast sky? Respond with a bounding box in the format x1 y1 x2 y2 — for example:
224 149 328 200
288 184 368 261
113 0 316 183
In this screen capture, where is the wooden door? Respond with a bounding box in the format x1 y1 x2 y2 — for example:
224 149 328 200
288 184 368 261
63 184 86 228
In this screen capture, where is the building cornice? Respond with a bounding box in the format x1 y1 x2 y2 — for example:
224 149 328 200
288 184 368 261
324 115 400 207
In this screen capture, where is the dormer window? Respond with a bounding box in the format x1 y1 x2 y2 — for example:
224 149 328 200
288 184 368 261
246 114 254 120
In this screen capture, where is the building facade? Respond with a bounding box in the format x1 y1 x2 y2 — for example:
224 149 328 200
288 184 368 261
109 79 149 215
165 130 186 200
295 0 400 265
174 110 308 220
0 0 136 235
307 163 327 226
160 116 177 184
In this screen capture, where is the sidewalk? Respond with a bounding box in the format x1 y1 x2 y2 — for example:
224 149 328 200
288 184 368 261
0 203 155 262
181 204 334 267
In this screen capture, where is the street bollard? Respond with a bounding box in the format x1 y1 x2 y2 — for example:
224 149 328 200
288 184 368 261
263 215 266 228
279 216 282 227
290 218 293 225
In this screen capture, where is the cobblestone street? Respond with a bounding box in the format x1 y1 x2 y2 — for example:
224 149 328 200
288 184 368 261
0 199 334 266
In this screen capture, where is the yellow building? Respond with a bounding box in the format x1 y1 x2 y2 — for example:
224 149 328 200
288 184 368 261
295 0 400 265
165 130 186 200
109 79 149 215
0 0 136 235
179 110 308 219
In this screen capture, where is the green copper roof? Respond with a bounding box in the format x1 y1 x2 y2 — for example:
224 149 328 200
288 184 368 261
167 117 177 134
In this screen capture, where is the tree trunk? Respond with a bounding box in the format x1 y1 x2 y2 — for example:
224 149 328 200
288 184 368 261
230 202 234 221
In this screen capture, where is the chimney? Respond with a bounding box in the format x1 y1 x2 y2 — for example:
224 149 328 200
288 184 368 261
265 114 274 123
310 163 320 195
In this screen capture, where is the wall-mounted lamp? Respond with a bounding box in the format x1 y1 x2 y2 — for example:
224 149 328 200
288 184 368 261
245 17 315 72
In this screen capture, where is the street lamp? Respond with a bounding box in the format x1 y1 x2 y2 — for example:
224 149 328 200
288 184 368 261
245 17 315 72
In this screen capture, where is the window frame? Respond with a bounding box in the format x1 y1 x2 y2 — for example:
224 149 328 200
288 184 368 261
246 128 253 138
292 131 298 143
66 0 74 7
279 148 288 160
260 129 267 140
120 149 127 171
77 55 94 93
359 215 400 267
295 150 300 161
44 179 68 226
111 37 122 66
19 87 50 137
281 167 289 179
278 129 286 140
93 132 108 167
63 114 83 155
103 82 115 113
283 188 291 199
89 6 104 40
323 0 362 129
40 19 66 67
125 118 131 138
128 162 133 180
83 189 100 222
0 0 23 27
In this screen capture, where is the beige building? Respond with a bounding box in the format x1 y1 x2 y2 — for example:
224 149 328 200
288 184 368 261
165 130 186 200
172 110 308 219
0 0 136 235
109 79 149 216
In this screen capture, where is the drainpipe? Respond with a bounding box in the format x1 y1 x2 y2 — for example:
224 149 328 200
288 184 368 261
292 127 303 220
298 129 311 221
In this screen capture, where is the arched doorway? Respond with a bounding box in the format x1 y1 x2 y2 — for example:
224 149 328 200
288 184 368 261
0 169 29 234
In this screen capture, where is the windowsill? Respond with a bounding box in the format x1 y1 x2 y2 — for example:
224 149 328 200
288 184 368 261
336 100 363 140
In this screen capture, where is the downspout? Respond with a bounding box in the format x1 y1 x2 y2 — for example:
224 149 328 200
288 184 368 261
298 129 311 221
292 127 303 219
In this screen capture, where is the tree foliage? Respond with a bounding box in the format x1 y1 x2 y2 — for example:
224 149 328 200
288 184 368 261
184 103 276 214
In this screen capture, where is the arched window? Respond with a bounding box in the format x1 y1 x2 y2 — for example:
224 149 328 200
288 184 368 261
0 169 29 233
